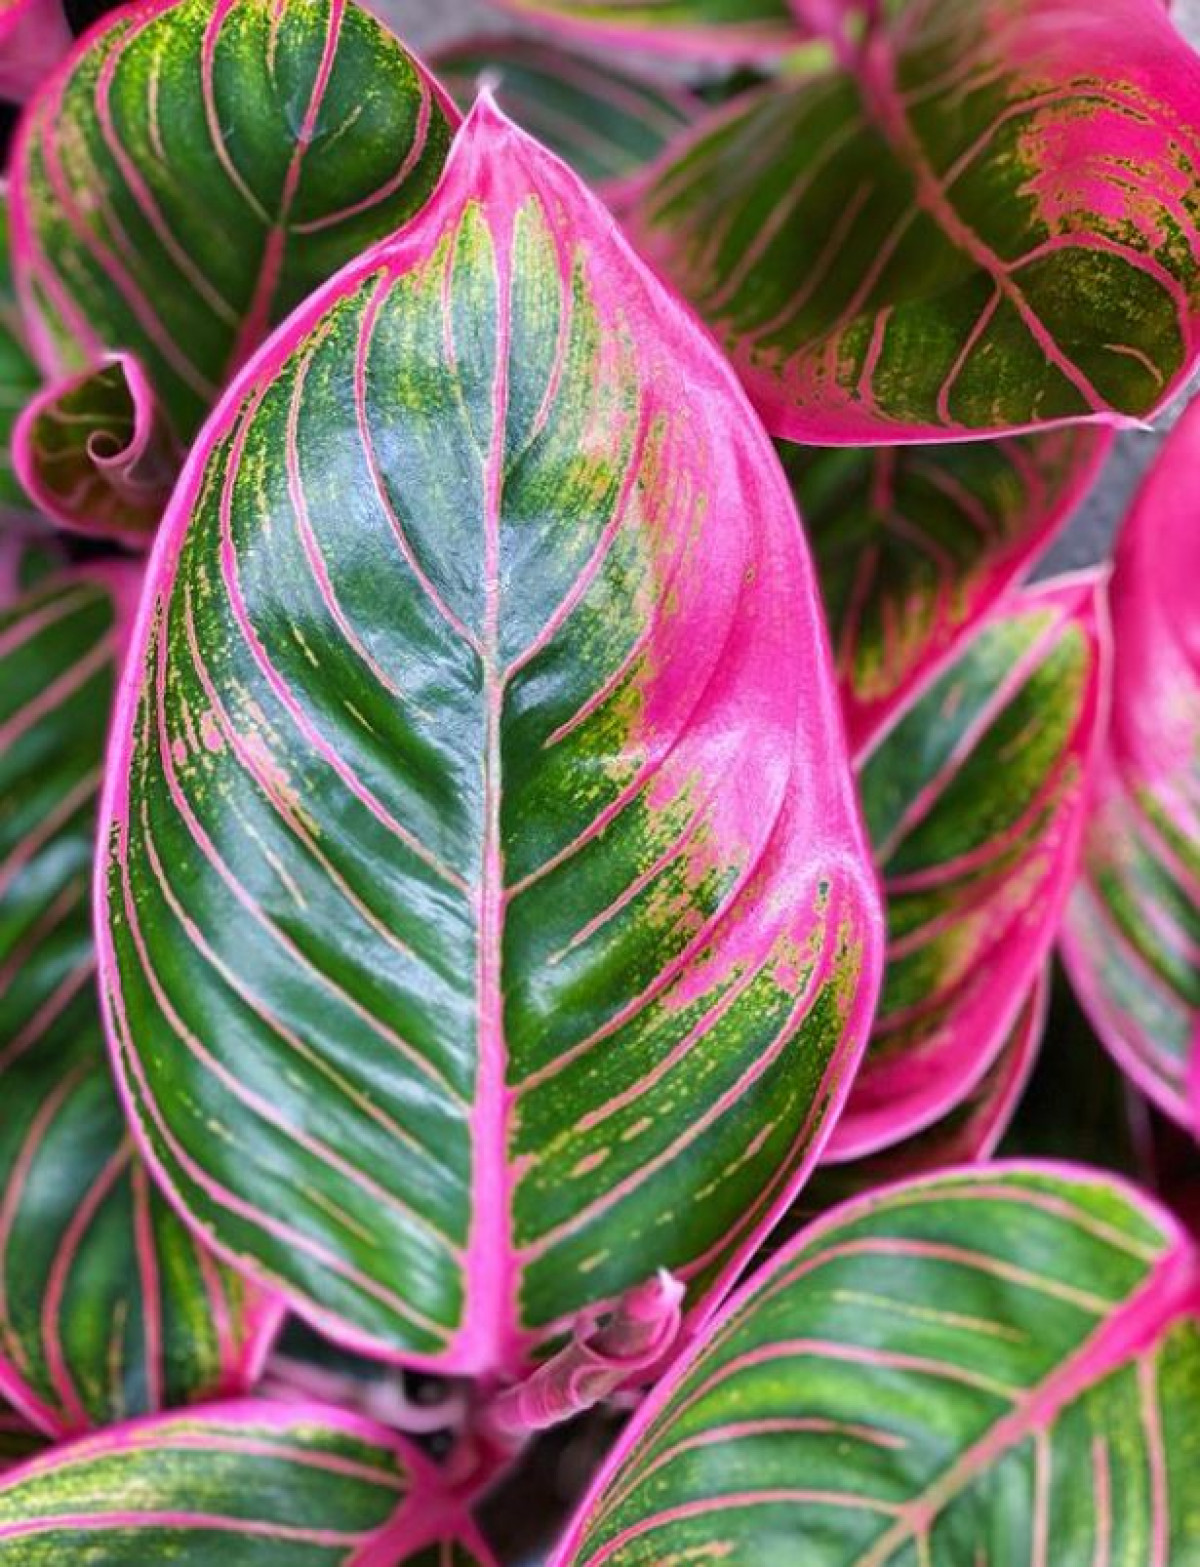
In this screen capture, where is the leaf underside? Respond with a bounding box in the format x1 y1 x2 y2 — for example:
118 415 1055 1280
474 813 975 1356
828 576 1105 1160
0 573 275 1435
99 99 879 1377
557 1164 1200 1566
630 0 1200 440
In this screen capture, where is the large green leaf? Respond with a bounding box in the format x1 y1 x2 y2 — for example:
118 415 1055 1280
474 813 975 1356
10 0 457 532
97 98 880 1378
0 1401 496 1562
0 571 279 1434
784 427 1109 757
628 0 1200 441
556 1164 1200 1565
827 574 1107 1160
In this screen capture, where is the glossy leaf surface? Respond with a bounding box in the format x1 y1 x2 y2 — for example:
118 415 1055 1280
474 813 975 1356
784 427 1109 756
12 0 457 447
98 98 880 1377
0 0 70 101
0 1400 496 1562
629 0 1200 441
488 0 800 59
1062 400 1200 1133
557 1164 1200 1566
0 572 278 1434
434 36 700 194
0 189 42 530
828 574 1107 1160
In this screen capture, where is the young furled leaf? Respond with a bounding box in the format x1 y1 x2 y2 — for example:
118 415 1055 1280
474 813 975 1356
0 1400 497 1562
0 0 70 102
784 427 1110 757
97 97 881 1379
627 0 1200 442
486 0 802 60
433 36 701 196
827 574 1108 1161
555 1163 1200 1566
0 571 281 1435
10 0 457 533
1062 399 1200 1135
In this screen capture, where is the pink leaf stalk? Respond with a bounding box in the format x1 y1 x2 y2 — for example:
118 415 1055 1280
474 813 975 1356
0 0 70 102
94 92 882 1383
1062 399 1200 1135
828 572 1111 1160
485 1271 685 1439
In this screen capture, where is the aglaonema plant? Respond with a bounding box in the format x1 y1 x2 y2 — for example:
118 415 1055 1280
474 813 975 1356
825 571 1109 1162
622 0 1200 442
1062 398 1200 1137
0 564 283 1436
8 0 459 541
95 93 881 1397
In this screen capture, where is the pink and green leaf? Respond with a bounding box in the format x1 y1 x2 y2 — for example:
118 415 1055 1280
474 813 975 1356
0 0 70 102
1061 399 1200 1135
785 427 1111 757
97 96 881 1379
432 36 702 196
828 573 1109 1160
14 353 177 545
0 1400 497 1562
0 189 43 532
802 968 1046 1214
627 0 1200 441
485 0 803 60
0 572 281 1435
11 0 458 462
555 1162 1200 1566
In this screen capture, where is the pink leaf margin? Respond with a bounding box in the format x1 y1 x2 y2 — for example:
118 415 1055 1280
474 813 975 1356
550 1158 1200 1567
1061 398 1200 1135
92 91 883 1376
0 1397 497 1563
828 569 1113 1162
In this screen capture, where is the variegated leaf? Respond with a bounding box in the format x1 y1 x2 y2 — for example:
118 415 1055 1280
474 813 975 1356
783 427 1110 756
801 970 1046 1216
97 98 881 1378
487 0 802 60
1062 398 1200 1134
11 0 457 506
555 1164 1200 1566
0 188 42 531
0 1400 497 1562
628 0 1200 441
0 571 280 1435
433 36 701 195
827 574 1108 1161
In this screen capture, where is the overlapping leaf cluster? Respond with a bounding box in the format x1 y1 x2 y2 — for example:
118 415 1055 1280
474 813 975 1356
0 0 1197 1560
